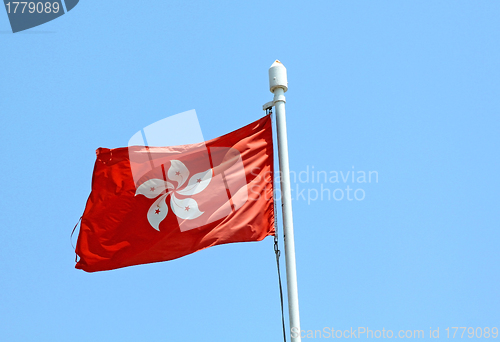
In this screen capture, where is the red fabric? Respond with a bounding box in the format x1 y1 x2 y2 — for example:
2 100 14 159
75 115 274 272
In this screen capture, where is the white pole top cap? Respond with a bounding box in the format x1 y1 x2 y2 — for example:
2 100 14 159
269 60 288 93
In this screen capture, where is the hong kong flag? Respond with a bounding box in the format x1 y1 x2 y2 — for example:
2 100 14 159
75 115 275 272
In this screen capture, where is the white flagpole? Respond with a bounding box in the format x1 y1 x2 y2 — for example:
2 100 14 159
268 60 301 342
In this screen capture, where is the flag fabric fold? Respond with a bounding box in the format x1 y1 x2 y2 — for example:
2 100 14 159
75 115 275 272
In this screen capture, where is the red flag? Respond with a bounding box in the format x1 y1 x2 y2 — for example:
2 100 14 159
75 115 275 272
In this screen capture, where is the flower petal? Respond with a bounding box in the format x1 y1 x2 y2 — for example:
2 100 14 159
135 179 174 199
147 194 168 231
176 169 212 196
168 160 189 189
170 194 203 220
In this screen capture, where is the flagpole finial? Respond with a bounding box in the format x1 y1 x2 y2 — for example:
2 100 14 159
269 60 288 93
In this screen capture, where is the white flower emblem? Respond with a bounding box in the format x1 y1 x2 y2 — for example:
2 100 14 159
135 160 212 231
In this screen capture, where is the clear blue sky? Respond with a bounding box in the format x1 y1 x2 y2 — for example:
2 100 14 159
1 1 499 341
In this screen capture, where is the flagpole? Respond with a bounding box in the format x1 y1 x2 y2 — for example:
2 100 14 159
268 60 301 342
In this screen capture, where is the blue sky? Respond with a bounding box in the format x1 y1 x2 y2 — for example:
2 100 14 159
1 1 499 341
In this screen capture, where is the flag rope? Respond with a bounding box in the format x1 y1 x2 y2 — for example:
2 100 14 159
70 216 82 262
275 230 287 342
